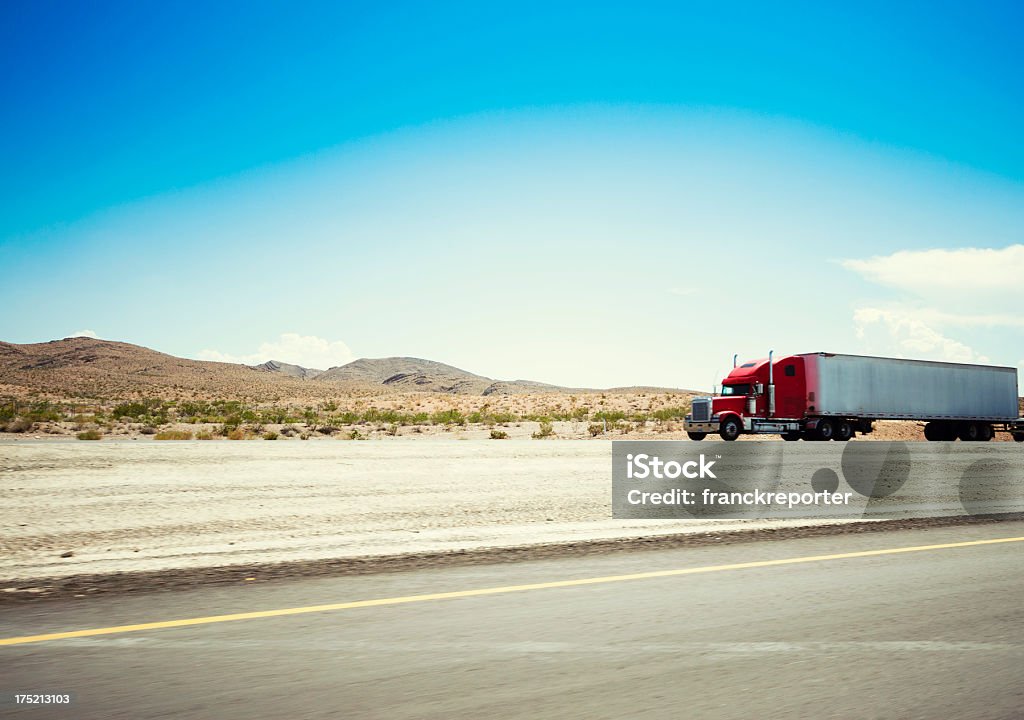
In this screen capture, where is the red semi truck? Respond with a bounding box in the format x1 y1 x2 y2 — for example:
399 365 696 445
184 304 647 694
684 352 1024 442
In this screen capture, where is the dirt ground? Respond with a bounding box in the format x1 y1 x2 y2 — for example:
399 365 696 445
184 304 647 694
2 440 857 586
4 437 1023 592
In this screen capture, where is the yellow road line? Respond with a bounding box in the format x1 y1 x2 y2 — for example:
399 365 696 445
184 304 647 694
3 535 1023 647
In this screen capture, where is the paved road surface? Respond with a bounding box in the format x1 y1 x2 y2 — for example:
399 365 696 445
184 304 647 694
3 522 1023 719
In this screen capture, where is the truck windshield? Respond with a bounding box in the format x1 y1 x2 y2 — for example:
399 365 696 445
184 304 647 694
720 384 751 396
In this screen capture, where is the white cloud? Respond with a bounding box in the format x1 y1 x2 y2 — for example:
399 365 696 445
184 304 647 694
668 287 696 296
198 333 355 370
842 244 1024 298
853 308 989 364
69 329 100 339
843 244 1024 364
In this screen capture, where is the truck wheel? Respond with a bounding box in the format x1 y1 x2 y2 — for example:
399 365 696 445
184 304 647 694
958 422 981 442
978 424 993 441
1014 432 1024 442
687 431 707 441
815 419 834 441
834 420 854 442
719 417 742 442
940 422 958 441
924 422 941 441
781 431 801 441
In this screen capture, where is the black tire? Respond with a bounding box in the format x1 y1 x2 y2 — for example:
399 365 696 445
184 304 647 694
978 424 993 441
834 419 854 442
923 422 941 441
815 419 834 441
781 431 801 441
940 422 958 441
719 416 742 442
687 431 707 441
1013 432 1024 443
958 422 981 442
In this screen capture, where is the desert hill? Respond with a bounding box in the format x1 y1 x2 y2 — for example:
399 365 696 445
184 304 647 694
311 357 570 395
253 360 323 380
0 338 312 401
315 356 491 393
0 338 691 401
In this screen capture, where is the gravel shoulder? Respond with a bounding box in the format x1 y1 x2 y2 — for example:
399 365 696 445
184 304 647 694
2 439 1022 600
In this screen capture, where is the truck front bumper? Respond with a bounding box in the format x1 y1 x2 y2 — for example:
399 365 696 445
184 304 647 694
684 418 719 433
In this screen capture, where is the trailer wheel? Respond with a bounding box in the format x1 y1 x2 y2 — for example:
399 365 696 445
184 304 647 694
687 431 707 441
940 422 958 441
924 422 941 441
781 431 801 441
978 424 993 441
1013 432 1024 442
958 422 981 442
834 420 854 442
814 419 834 441
719 417 742 442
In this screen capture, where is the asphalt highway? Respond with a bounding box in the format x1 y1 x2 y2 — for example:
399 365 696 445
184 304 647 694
3 521 1023 719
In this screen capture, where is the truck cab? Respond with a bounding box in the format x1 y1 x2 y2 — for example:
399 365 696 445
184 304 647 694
684 353 836 441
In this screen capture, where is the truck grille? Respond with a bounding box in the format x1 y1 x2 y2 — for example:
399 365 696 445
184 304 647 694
691 398 711 422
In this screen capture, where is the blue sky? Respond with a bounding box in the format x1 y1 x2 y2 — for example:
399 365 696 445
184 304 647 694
2 1 1023 388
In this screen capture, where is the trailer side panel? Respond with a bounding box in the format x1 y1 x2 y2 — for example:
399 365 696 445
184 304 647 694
809 353 1018 420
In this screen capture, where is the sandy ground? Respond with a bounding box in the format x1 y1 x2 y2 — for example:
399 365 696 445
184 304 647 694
0 440 863 585
3 439 1021 589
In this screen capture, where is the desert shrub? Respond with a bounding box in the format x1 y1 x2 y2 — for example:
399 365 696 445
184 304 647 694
588 423 604 437
227 428 245 440
651 407 689 422
20 401 63 423
386 424 400 436
489 429 509 439
593 410 626 423
76 429 102 440
154 430 193 440
4 418 32 433
260 408 290 424
532 421 555 439
112 399 165 421
468 410 519 425
263 432 279 440
195 431 214 440
431 409 466 426
317 426 338 435
0 401 15 423
178 400 213 419
348 429 361 440
280 425 297 437
71 414 96 429
139 426 158 435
